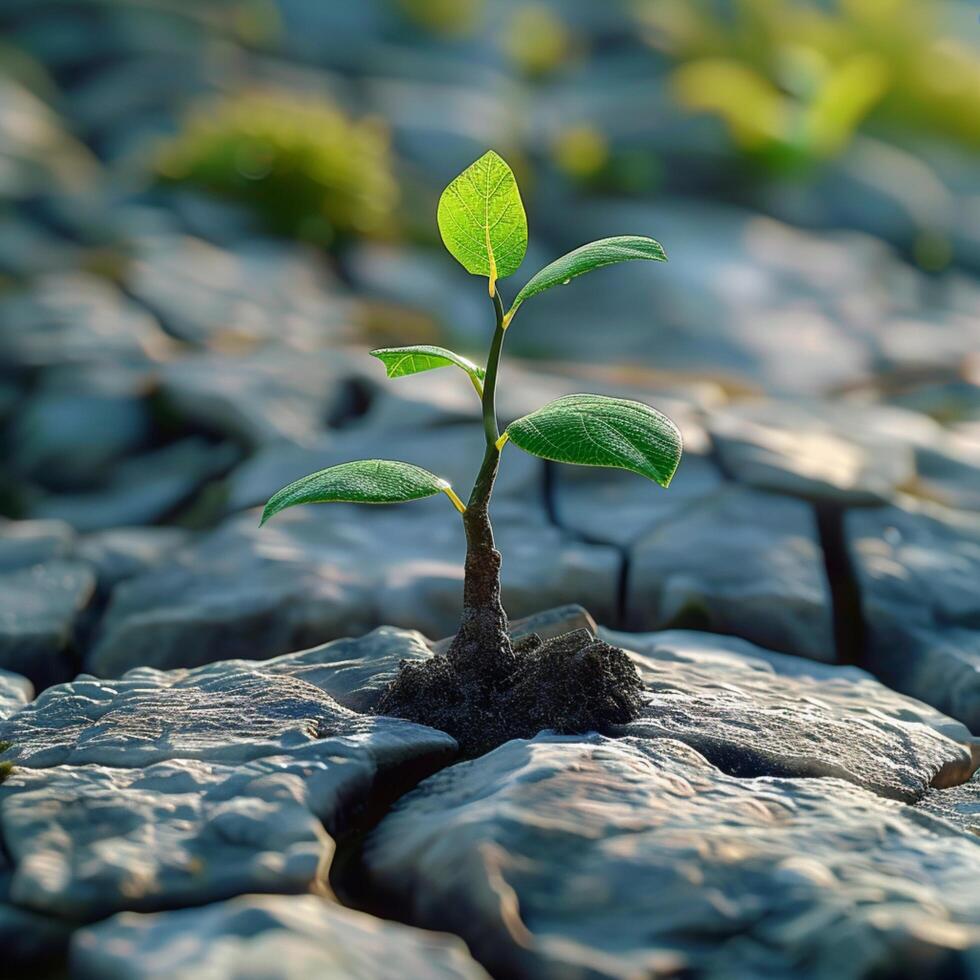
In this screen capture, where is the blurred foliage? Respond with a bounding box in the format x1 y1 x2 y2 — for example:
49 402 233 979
552 124 610 180
157 90 400 247
503 4 577 78
636 0 980 172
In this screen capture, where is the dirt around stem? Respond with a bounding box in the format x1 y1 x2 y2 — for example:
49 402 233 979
376 627 645 758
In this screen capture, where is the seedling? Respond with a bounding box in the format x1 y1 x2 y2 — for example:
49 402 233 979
261 151 682 752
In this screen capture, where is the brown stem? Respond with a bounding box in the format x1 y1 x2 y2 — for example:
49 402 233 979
446 289 515 682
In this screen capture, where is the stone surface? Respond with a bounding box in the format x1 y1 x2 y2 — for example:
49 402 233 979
533 199 890 395
31 438 239 533
0 273 173 371
0 560 95 687
223 422 543 517
88 506 619 677
0 669 31 721
71 894 489 980
364 733 980 980
847 499 980 731
0 643 456 921
707 399 926 504
626 486 835 662
604 629 977 802
157 349 356 450
0 518 75 572
7 367 154 490
915 430 980 513
553 452 725 549
75 526 192 595
127 234 353 350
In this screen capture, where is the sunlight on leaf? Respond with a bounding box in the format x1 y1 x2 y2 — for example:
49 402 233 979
437 150 527 294
261 459 459 524
505 393 682 487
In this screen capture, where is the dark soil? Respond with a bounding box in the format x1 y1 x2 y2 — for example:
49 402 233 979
377 627 645 757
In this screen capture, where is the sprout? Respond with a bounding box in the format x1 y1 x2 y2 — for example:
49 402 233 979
261 150 680 690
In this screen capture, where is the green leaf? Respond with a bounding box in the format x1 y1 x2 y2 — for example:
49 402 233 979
437 150 527 293
370 345 485 391
261 460 457 525
505 236 666 325
504 393 682 488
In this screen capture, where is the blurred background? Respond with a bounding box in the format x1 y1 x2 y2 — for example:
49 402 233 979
1 0 979 686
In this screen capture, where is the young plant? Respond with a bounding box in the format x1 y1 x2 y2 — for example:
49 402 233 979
261 151 682 749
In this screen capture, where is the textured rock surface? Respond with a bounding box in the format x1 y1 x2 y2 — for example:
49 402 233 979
605 629 977 802
707 399 925 504
30 437 239 533
626 486 835 661
0 559 95 686
364 734 980 980
848 500 980 729
0 669 31 721
0 646 455 920
553 452 724 549
87 507 620 676
71 894 489 980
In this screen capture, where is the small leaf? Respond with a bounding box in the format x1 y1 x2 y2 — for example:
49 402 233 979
437 150 527 293
370 345 485 389
261 460 452 525
505 236 666 324
505 393 682 488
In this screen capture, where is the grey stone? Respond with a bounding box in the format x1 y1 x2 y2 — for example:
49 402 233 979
915 430 980 512
224 423 543 516
7 368 153 489
31 438 239 533
0 518 75 572
259 627 435 715
71 894 489 979
553 452 724 549
603 629 977 802
918 772 980 837
534 198 888 395
364 733 980 980
75 526 192 594
127 234 352 349
0 77 98 199
158 348 356 450
847 500 980 729
0 644 456 921
708 399 926 504
0 214 77 280
0 669 31 721
0 273 173 370
87 505 619 676
626 485 834 662
0 560 95 687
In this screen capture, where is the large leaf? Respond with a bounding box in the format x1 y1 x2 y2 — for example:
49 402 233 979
504 393 682 487
261 459 455 525
505 236 666 325
370 345 485 391
437 150 527 293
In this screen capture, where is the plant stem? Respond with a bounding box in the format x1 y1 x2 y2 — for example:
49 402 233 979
446 287 515 681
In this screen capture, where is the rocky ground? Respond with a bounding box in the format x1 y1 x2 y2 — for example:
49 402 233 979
2 2 980 977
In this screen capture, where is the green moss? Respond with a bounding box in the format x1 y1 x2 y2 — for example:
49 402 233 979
157 90 400 247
